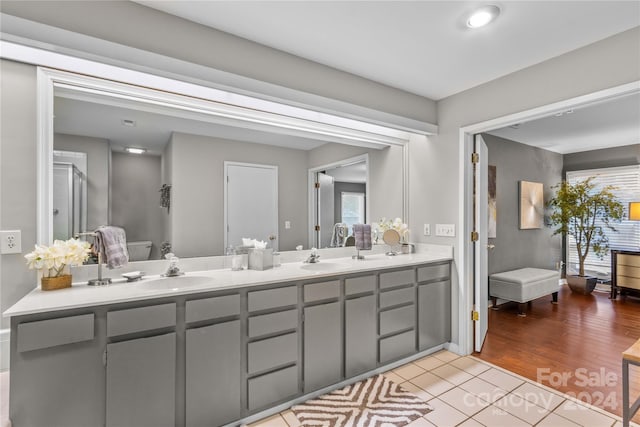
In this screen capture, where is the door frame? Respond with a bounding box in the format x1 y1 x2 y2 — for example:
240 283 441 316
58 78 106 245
307 154 370 248
224 161 279 250
457 81 640 355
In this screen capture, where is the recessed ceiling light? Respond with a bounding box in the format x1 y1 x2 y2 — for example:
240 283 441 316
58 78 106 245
125 147 146 154
467 5 501 29
121 119 136 127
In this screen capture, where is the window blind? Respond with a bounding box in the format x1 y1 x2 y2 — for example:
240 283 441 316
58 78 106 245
566 165 640 275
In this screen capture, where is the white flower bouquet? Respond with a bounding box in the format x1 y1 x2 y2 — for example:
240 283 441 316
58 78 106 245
25 238 91 278
374 217 410 242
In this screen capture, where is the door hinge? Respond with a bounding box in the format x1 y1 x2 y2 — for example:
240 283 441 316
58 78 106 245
471 152 479 163
471 231 479 242
314 182 320 189
472 310 479 321
103 349 107 366
315 225 320 231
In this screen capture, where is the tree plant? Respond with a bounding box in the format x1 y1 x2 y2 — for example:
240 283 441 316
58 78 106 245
547 176 624 277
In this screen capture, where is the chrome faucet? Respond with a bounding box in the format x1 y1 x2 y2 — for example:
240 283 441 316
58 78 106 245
304 248 321 264
75 232 111 286
162 253 184 277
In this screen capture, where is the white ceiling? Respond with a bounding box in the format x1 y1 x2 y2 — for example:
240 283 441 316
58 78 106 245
487 92 640 154
136 1 640 100
53 97 332 154
326 161 367 184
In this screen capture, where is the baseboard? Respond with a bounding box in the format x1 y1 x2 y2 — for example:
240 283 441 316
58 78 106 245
0 329 9 371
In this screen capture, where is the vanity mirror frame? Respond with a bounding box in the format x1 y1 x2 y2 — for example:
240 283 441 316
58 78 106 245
36 65 412 257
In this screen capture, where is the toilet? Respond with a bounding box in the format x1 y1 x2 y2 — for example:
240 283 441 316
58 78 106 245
127 241 152 261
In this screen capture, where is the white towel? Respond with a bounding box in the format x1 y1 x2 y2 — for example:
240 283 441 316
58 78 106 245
95 226 129 269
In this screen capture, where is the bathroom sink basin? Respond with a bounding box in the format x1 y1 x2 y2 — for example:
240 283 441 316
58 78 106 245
136 275 212 291
300 262 347 272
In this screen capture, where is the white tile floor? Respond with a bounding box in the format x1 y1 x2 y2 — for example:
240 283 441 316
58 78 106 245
249 350 639 427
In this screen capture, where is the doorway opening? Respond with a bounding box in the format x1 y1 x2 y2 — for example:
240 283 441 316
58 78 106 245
462 82 640 421
308 154 369 249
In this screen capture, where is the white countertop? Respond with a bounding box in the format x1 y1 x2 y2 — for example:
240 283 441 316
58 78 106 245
4 250 452 318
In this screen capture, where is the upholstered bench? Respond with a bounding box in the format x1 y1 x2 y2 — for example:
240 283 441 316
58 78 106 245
490 268 560 317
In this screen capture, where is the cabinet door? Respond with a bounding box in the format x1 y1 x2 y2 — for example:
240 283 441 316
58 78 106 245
186 320 241 427
345 295 377 377
106 332 176 427
304 301 341 392
418 280 451 350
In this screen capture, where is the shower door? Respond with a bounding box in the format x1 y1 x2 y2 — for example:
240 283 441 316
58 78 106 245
53 162 85 240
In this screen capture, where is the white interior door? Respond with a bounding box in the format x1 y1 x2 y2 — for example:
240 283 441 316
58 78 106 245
317 173 335 248
474 135 489 352
225 162 278 250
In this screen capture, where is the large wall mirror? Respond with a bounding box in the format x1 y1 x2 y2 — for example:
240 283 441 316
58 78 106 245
39 68 410 262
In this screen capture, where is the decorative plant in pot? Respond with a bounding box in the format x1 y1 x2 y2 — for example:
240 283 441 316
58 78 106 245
25 238 91 291
547 176 624 295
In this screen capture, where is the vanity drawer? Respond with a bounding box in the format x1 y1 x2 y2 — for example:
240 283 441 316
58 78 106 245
107 303 176 337
380 269 415 289
617 275 640 290
248 332 298 374
249 309 298 337
618 254 640 268
186 294 240 323
379 330 416 363
380 287 415 308
304 280 340 302
18 314 94 352
248 365 298 411
418 263 450 282
380 305 415 335
248 286 297 312
345 275 376 295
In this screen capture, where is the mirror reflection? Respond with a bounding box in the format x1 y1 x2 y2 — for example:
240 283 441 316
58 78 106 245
51 82 405 261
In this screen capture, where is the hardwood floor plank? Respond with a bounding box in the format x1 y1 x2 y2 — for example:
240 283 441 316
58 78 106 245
475 284 640 423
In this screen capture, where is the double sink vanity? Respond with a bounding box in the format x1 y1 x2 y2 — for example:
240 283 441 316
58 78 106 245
5 249 452 427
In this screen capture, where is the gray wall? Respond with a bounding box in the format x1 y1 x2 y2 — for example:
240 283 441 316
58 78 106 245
168 132 309 257
54 133 110 231
111 152 164 260
482 134 563 275
160 140 173 249
563 144 640 173
0 60 37 331
333 182 366 224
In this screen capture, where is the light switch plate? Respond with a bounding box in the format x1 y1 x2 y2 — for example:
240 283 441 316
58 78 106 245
423 224 430 236
284 221 291 230
0 230 22 254
435 224 455 237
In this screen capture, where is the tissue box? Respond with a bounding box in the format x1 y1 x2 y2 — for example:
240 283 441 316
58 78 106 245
248 248 273 271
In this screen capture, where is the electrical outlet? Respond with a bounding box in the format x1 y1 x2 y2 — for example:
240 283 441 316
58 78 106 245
284 221 291 230
0 230 22 254
435 224 455 237
423 224 430 236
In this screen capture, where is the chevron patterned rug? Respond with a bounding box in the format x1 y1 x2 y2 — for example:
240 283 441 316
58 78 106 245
291 374 433 427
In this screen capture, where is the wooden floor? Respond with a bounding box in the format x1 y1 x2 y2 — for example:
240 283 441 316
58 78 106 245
475 284 640 423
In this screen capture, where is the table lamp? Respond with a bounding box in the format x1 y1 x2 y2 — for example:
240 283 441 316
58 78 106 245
630 202 640 221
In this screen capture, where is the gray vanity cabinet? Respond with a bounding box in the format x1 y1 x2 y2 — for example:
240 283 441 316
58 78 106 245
105 332 176 427
11 314 104 427
418 280 451 350
303 301 342 392
345 294 377 377
186 320 241 427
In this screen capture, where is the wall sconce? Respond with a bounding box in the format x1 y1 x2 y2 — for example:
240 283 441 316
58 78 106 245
629 202 640 221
